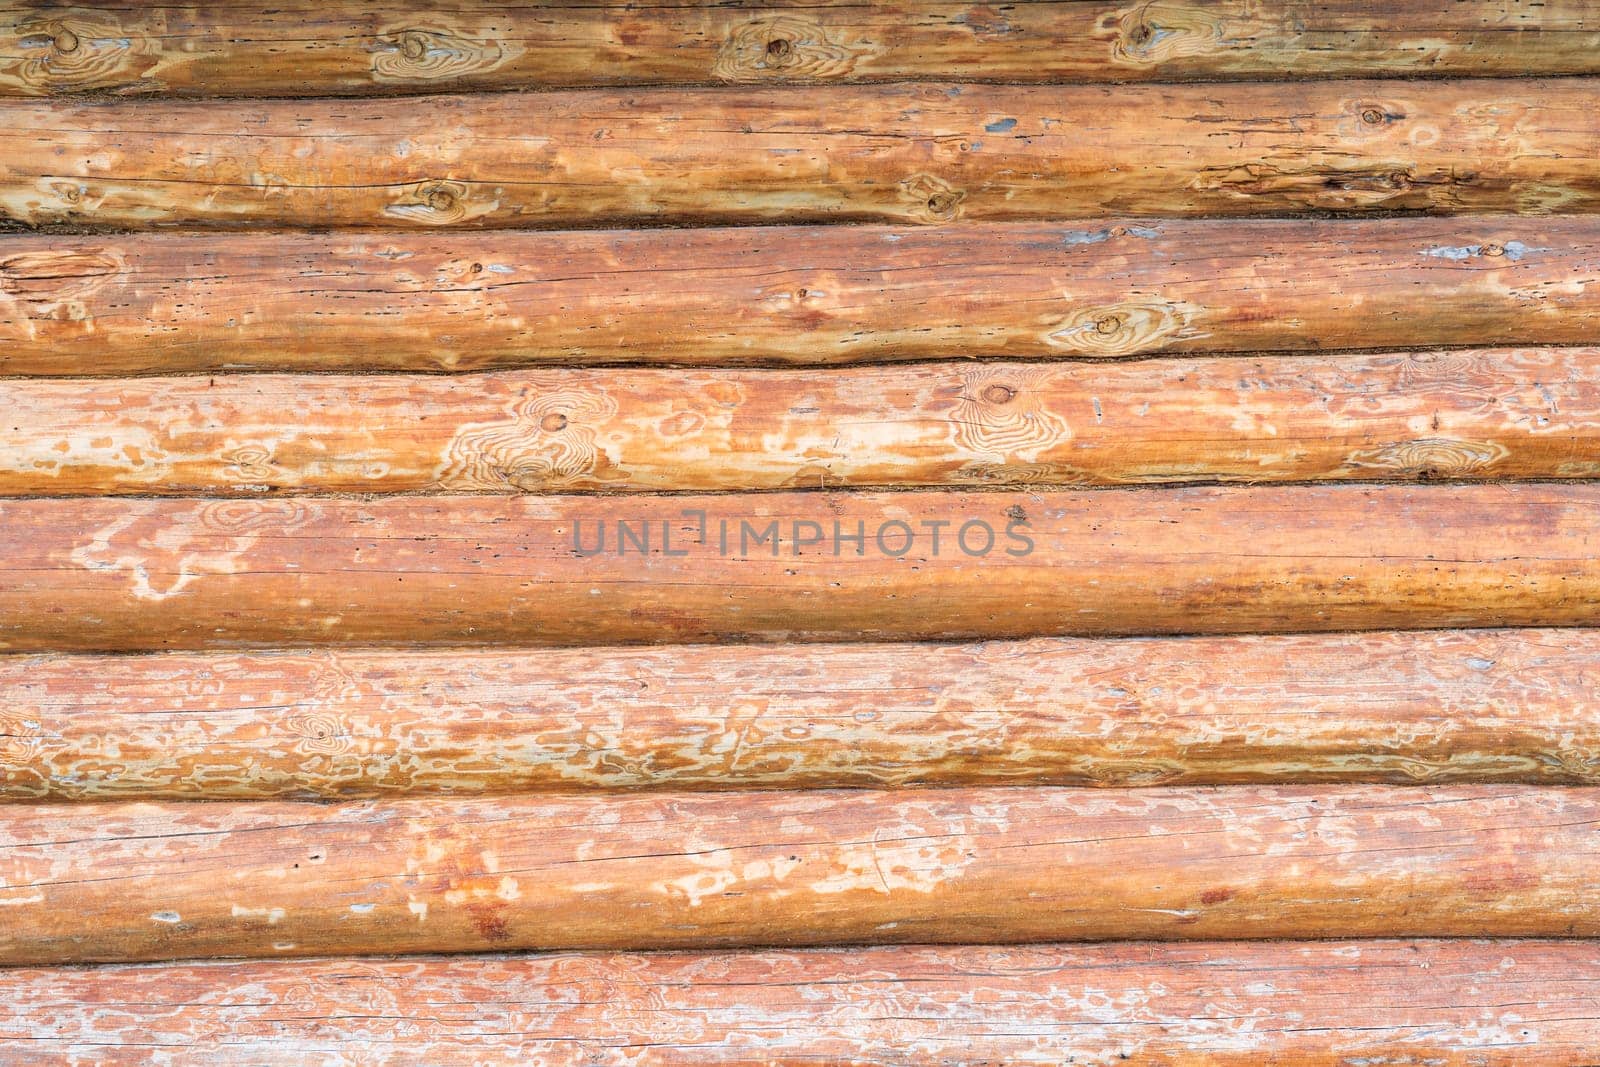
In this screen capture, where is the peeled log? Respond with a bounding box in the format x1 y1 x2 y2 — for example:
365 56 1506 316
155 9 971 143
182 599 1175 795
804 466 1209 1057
4 349 1598 494
4 629 1599 800
4 1 1599 97
4 80 1598 230
1 941 1593 1065
2 484 1597 651
7 218 1600 374
2 785 1599 964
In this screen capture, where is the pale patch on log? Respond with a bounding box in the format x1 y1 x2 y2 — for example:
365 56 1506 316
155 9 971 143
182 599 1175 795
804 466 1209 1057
4 11 160 93
67 499 308 603
1343 438 1512 478
897 172 966 223
435 377 622 491
950 366 1074 461
712 15 880 82
1108 1 1234 66
0 246 124 336
371 25 521 84
382 179 502 225
1044 298 1205 355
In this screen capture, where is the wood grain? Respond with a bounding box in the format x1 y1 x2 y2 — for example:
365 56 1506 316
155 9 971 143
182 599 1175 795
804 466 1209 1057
2 785 1599 964
6 80 1599 230
8 218 1599 374
4 1 1599 97
3 348 1597 494
5 629 1599 800
2 940 1594 1065
2 484 1596 652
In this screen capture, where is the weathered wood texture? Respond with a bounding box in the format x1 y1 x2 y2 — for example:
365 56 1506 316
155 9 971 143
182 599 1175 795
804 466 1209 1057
5 629 1599 800
4 349 1598 494
1 941 1594 1065
8 219 1599 375
2 785 1598 964
2 485 1596 652
6 1 1599 98
6 80 1598 230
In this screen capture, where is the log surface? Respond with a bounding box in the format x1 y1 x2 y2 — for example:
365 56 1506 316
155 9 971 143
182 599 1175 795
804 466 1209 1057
2 785 1598 964
4 1 1598 97
1 940 1594 1065
6 80 1598 230
4 348 1598 494
5 629 1599 800
7 218 1599 375
0 485 1597 651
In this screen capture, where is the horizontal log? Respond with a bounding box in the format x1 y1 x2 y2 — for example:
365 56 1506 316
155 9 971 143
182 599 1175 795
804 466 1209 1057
4 80 1597 230
4 629 1598 800
4 348 1598 494
1 485 1596 652
7 219 1599 375
1 941 1593 1065
2 785 1598 964
5 2 1598 98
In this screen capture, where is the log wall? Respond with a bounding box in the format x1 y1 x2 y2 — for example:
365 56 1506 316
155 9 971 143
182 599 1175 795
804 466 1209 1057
4 1 1600 1059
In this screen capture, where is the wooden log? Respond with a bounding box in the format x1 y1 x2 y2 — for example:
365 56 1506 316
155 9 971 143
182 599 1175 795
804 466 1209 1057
5 2 1599 97
7 218 1599 375
4 629 1599 800
2 785 1598 964
4 80 1597 230
1 941 1593 1065
1 484 1596 652
4 348 1598 495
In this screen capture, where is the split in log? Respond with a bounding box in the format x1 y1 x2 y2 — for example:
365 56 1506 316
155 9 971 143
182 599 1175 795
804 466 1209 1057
4 629 1599 800
5 80 1598 229
6 218 1599 374
3 2 1598 97
3 349 1599 494
3 785 1599 964
0 940 1591 1064
1 484 1596 651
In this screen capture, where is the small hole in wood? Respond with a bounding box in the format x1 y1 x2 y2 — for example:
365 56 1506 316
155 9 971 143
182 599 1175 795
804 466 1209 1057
540 413 569 433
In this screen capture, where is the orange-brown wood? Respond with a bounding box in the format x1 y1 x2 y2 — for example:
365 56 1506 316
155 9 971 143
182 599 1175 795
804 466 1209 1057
4 629 1598 800
2 485 1596 652
7 219 1598 374
3 348 1597 494
1 785 1597 964
0 940 1593 1064
5 80 1598 230
5 1 1598 97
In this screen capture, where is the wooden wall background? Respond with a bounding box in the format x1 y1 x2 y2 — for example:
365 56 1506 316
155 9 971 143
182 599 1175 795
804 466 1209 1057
2 1 1600 1062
